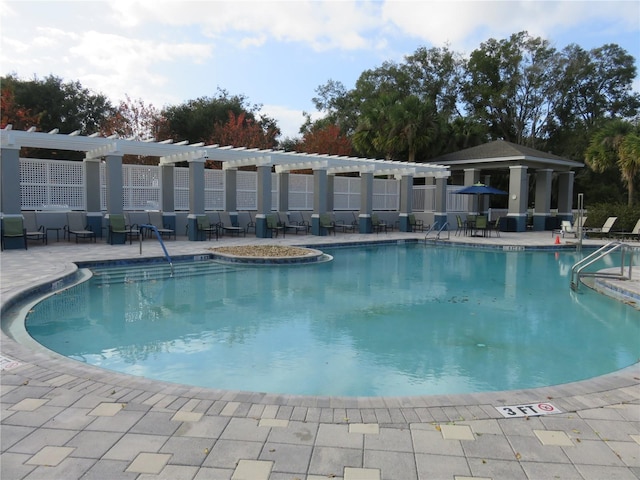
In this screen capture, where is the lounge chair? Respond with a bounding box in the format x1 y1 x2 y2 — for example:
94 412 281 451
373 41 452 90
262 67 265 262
1 217 28 250
146 211 175 240
218 212 246 237
334 213 357 233
552 217 587 239
23 211 47 245
611 218 640 242
65 212 96 243
319 213 336 235
196 215 218 240
586 216 617 237
266 213 285 237
281 212 308 235
108 214 140 245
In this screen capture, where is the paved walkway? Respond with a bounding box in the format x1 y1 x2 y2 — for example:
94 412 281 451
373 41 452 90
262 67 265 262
1 231 639 480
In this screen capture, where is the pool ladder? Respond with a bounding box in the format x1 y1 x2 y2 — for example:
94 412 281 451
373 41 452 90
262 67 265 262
139 224 174 276
424 221 450 240
570 241 634 291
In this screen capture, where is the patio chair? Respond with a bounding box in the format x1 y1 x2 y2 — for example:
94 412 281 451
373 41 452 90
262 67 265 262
146 211 175 240
489 217 501 237
108 214 140 245
218 212 246 237
266 213 285 238
1 217 28 250
23 211 47 245
319 213 336 236
372 213 388 234
473 215 488 237
241 210 256 233
196 215 218 240
65 212 96 243
455 215 466 237
408 214 424 232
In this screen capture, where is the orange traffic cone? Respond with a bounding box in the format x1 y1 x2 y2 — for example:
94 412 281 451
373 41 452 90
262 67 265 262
554 235 561 245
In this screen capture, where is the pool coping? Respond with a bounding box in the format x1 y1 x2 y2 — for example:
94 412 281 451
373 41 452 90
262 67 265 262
2 237 639 420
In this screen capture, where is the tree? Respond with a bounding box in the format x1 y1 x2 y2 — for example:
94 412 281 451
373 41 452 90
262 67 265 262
463 32 560 147
211 111 279 150
585 120 640 205
0 81 40 130
159 89 269 144
296 124 353 156
1 74 115 135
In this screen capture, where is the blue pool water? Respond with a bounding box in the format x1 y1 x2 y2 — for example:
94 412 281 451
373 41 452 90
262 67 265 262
26 244 639 397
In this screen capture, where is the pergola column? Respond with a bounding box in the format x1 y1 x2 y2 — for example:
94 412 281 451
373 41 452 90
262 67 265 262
508 165 528 232
358 171 374 234
533 168 553 231
277 171 288 213
464 168 481 214
0 146 24 249
187 159 205 240
1 146 22 216
557 171 575 222
434 176 448 230
225 168 238 226
398 174 413 232
160 163 176 232
84 158 103 236
255 164 272 238
311 169 328 235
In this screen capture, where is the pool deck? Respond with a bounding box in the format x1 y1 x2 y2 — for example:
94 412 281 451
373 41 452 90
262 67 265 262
1 231 639 480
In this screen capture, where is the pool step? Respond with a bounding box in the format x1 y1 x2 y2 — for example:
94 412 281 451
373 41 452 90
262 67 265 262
89 261 239 284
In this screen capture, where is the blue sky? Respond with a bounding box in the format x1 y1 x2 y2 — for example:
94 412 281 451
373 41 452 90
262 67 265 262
1 0 639 139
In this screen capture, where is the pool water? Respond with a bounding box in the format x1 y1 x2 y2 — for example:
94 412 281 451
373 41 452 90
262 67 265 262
25 244 640 397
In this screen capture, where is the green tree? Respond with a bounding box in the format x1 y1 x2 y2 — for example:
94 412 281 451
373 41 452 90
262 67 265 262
159 89 270 145
1 73 115 135
585 120 640 205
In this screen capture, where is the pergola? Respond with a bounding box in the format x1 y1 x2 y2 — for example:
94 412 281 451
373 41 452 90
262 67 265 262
1 126 451 238
431 140 584 231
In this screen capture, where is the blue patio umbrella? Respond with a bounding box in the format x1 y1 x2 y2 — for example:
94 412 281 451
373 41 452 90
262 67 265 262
455 183 508 195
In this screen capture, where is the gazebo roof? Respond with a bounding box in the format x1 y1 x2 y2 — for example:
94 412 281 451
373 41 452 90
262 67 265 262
0 125 450 179
430 140 583 171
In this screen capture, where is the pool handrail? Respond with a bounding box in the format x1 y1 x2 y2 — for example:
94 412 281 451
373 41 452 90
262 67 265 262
140 224 174 276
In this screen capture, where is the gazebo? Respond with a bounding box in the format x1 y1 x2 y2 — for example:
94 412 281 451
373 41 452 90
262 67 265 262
431 140 584 231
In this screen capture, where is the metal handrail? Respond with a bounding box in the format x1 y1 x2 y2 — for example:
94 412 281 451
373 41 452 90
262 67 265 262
424 221 439 239
570 241 633 291
435 221 450 240
140 224 174 276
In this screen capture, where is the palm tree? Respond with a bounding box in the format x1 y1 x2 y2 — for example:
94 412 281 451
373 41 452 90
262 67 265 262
585 120 639 206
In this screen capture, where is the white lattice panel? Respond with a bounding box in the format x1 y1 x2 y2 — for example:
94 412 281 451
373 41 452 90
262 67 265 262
20 158 85 210
237 171 257 210
204 170 224 210
373 178 399 210
289 174 313 210
123 165 161 210
174 167 190 211
334 176 361 210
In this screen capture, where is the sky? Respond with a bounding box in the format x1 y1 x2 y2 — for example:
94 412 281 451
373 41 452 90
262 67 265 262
1 0 639 139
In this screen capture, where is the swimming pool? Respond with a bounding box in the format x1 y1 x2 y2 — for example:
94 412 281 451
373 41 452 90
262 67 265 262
25 243 639 397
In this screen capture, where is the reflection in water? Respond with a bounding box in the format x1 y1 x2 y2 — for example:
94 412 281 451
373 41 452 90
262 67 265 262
26 244 639 396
